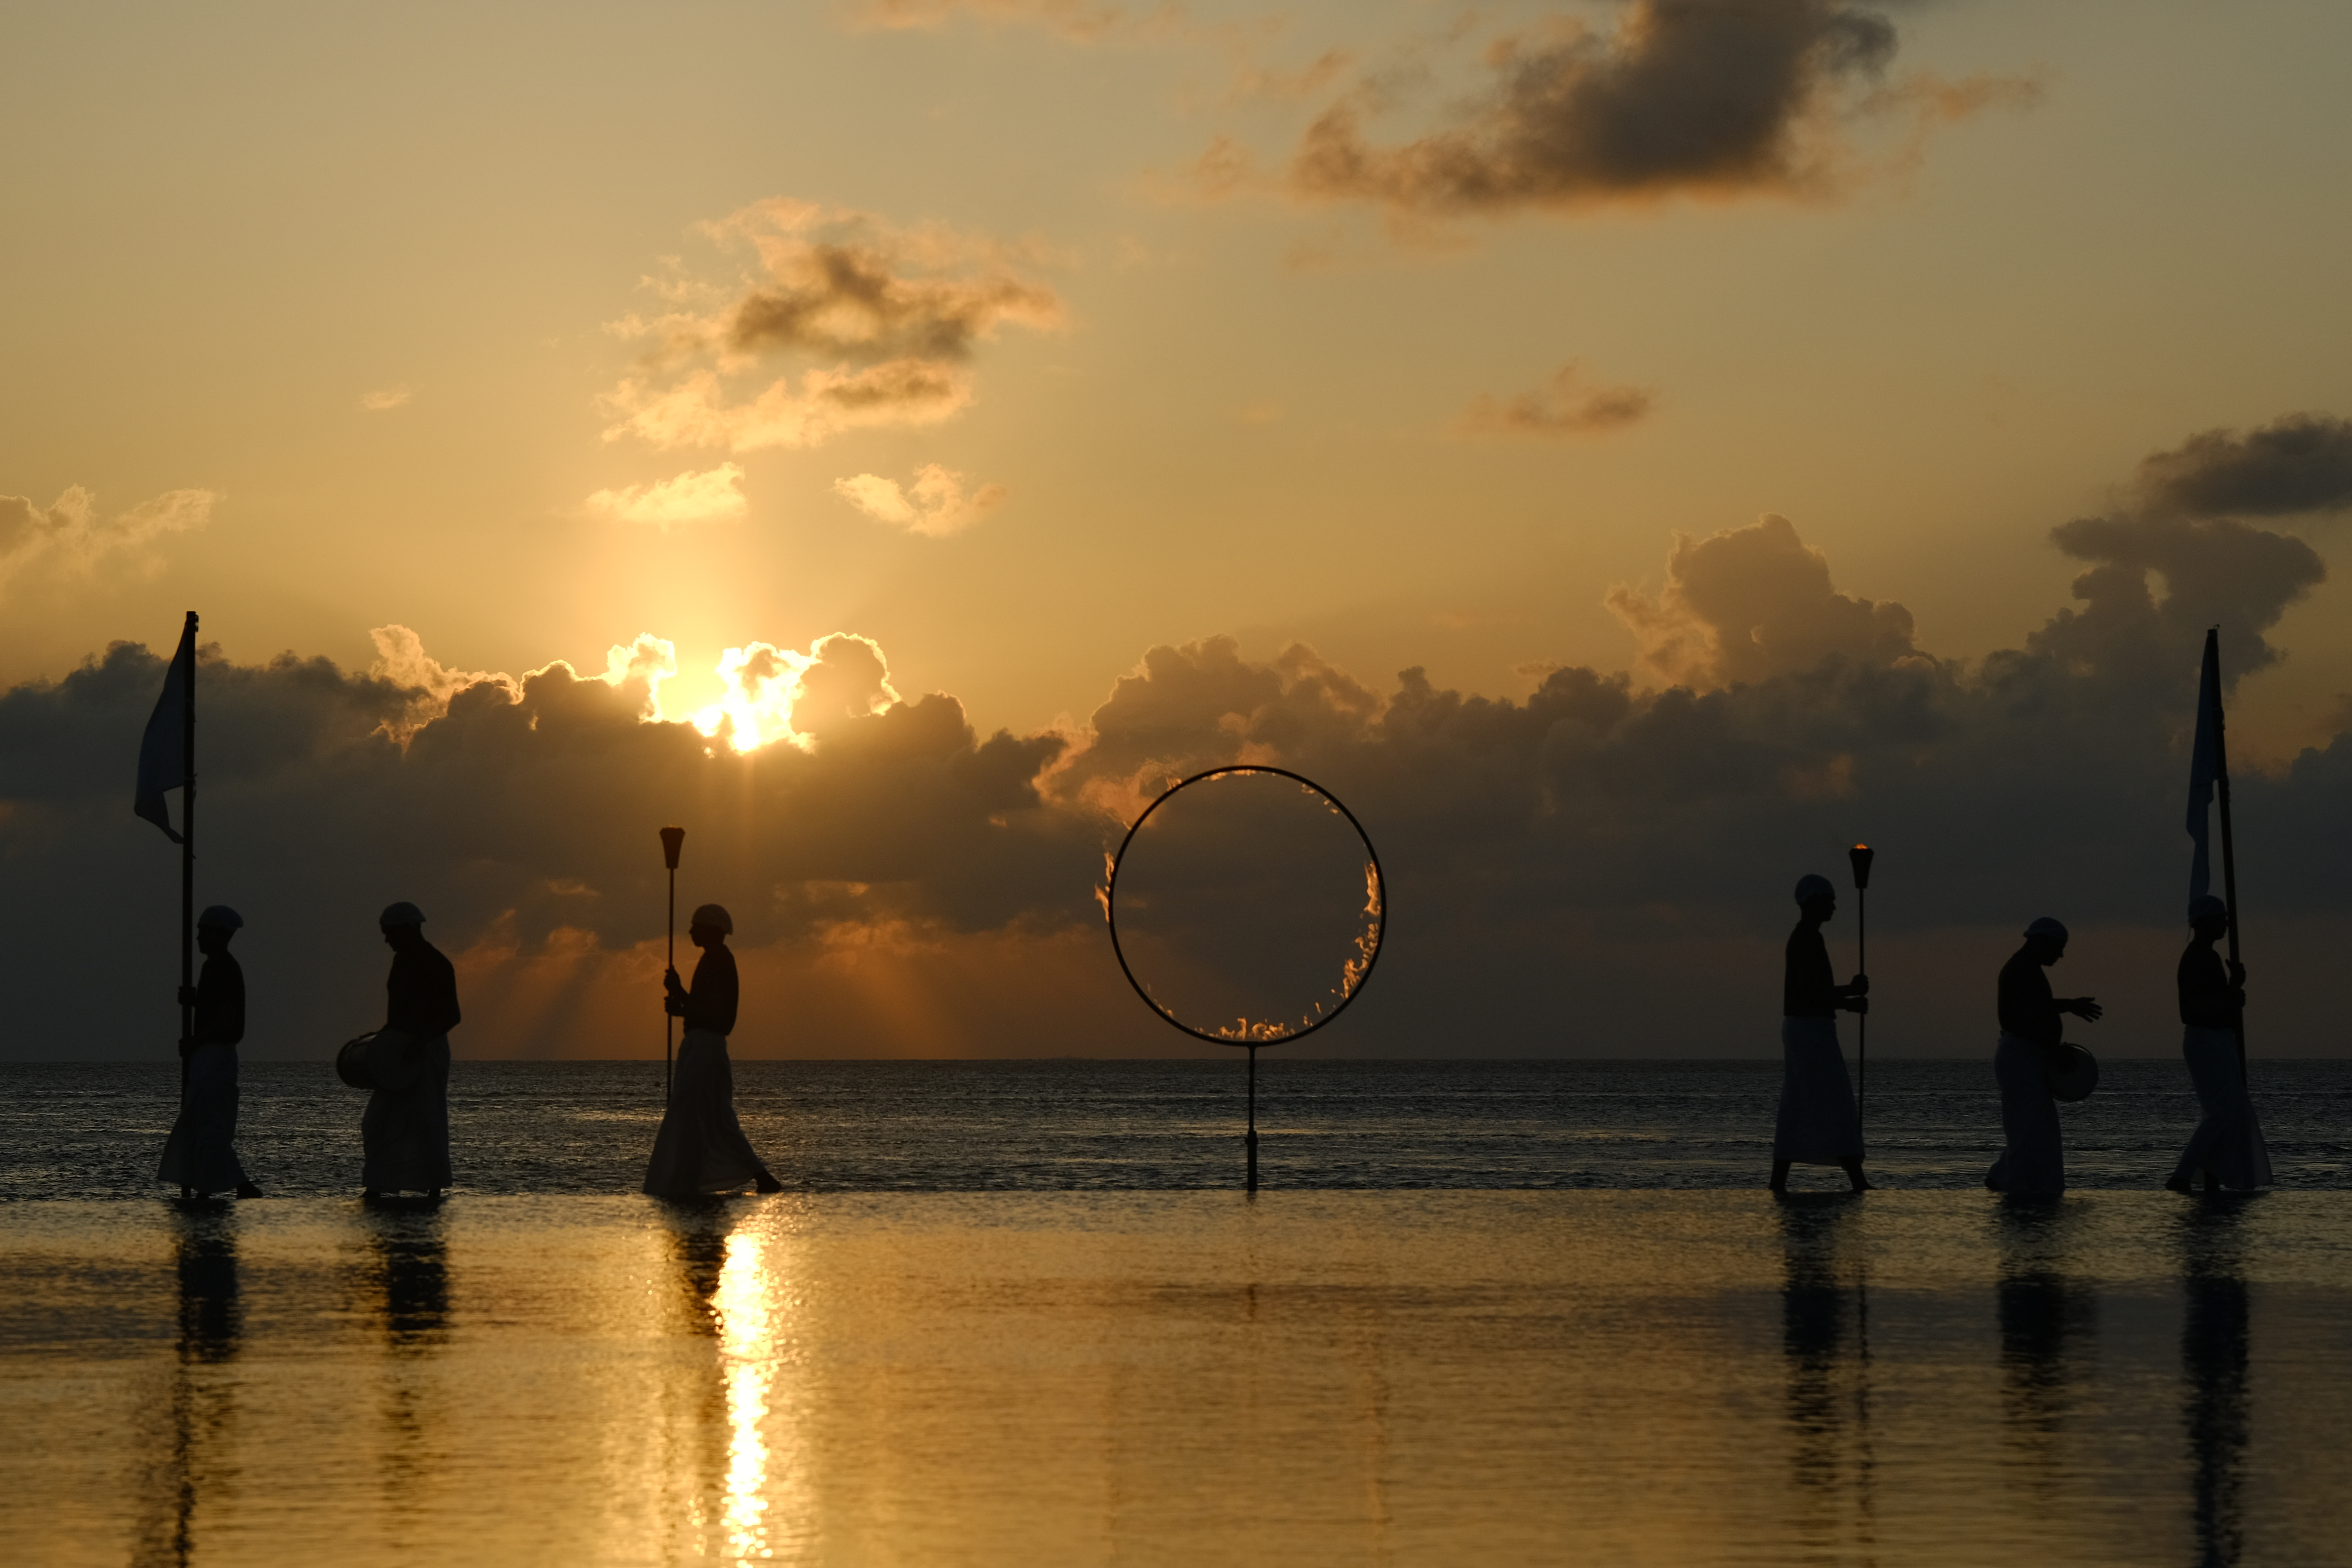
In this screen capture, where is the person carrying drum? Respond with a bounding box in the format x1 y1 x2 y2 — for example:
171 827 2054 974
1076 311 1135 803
362 901 460 1199
1770 873 1870 1193
2166 895 2272 1193
159 905 264 1200
1987 917 2101 1195
643 903 783 1197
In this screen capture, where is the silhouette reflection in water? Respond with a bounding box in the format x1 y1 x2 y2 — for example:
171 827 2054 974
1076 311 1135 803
656 1199 799 1560
134 1208 244 1567
1992 1200 2097 1498
1775 1194 1877 1557
361 1201 451 1529
2180 1199 2255 1568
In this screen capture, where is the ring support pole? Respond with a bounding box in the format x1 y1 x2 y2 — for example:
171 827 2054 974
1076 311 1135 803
1101 766 1387 1197
1246 1045 1258 1193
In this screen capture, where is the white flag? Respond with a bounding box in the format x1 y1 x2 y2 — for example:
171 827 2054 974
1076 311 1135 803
135 617 195 843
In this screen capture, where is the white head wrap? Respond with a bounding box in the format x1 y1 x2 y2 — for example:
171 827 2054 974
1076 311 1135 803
2024 916 2069 942
690 903 734 934
379 900 426 928
1793 874 1835 905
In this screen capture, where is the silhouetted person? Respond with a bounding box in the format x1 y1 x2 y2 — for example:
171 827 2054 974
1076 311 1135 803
1772 874 1870 1192
2167 895 2272 1194
158 906 263 1200
644 904 783 1197
362 901 459 1198
1987 917 2101 1195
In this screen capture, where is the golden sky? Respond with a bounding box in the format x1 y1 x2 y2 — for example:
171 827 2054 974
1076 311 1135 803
6 0 2352 1058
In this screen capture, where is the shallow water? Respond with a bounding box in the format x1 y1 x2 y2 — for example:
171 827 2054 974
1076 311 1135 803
6 1058 2350 1197
4 1191 2349 1566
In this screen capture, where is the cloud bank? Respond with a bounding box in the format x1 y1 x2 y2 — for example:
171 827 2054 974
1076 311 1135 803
10 416 2352 1062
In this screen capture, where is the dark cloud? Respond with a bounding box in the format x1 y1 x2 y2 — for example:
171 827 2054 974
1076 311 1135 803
1289 0 1903 214
602 200 1061 452
11 427 2352 1064
2137 413 2352 518
1606 513 1920 687
726 243 1061 364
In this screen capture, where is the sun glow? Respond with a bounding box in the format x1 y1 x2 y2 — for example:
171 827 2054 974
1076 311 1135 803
693 642 816 754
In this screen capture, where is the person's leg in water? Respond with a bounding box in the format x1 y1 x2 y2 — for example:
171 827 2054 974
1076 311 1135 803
1841 1158 1872 1192
1769 1160 1791 1192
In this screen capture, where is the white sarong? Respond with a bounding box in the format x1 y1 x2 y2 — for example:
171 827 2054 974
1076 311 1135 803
644 1030 771 1197
2170 1026 2272 1191
158 1043 249 1193
361 1034 452 1192
1987 1032 2064 1194
1772 1016 1862 1165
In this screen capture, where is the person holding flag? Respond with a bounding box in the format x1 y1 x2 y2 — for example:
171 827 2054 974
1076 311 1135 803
134 610 267 1198
2171 630 2271 1192
2168 897 2271 1192
158 906 263 1199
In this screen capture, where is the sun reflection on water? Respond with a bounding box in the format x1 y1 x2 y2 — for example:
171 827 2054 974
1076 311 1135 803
715 1226 778 1560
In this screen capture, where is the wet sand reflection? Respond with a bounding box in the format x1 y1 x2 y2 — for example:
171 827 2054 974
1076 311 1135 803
133 1204 244 1567
361 1200 451 1549
1992 1197 2098 1527
2179 1199 2255 1568
1774 1194 1876 1559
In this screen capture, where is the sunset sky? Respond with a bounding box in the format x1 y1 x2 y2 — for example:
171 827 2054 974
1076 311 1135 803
7 0 2352 1061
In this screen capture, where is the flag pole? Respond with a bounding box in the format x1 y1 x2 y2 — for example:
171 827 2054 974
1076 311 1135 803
180 611 197 1090
2208 633 2247 1084
1848 843 1875 1134
660 827 685 1100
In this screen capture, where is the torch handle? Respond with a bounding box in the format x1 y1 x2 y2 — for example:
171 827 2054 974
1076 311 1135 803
1856 885 1867 1135
665 865 676 1100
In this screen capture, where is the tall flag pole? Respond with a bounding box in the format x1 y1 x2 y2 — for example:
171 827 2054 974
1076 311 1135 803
2187 627 2247 1081
660 826 686 1100
1848 843 1875 1132
136 612 199 1075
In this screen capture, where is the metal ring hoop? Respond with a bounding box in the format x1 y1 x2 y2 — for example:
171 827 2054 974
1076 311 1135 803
1104 765 1386 1048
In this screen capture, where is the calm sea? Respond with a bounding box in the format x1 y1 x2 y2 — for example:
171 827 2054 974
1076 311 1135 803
5 1061 2350 1566
5 1057 2350 1197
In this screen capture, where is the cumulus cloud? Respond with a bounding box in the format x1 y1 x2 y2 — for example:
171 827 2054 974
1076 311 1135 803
2137 412 2352 519
0 486 217 593
359 385 413 412
833 464 1007 536
601 199 1061 453
1457 363 1655 438
1274 0 2025 219
583 464 749 528
1606 513 1920 687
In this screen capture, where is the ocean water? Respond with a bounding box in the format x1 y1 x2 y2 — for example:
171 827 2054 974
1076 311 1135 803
6 1057 2350 1198
4 1062 2351 1565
